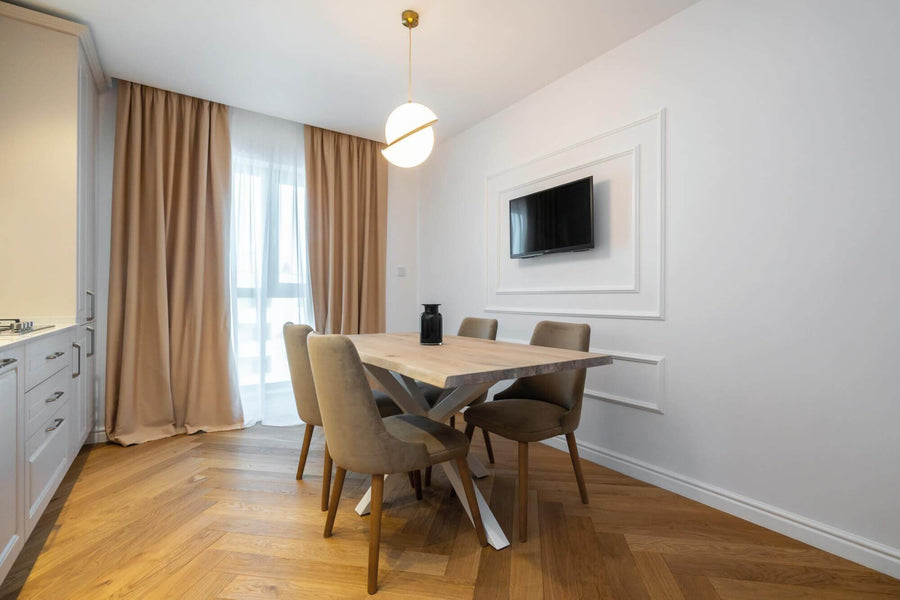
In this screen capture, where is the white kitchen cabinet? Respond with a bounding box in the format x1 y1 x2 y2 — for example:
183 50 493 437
0 327 79 579
0 348 25 584
77 49 99 326
0 2 106 586
0 1 105 450
69 326 94 457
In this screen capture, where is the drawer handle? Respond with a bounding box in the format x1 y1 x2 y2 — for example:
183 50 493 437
46 351 65 360
87 290 96 322
72 343 81 379
45 418 64 432
0 358 16 368
87 326 95 357
45 391 65 403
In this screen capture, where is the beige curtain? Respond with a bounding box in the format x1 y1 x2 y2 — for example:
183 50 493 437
105 81 243 446
305 125 388 334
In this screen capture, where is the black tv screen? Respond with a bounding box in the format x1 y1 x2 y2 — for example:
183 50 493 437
509 176 594 258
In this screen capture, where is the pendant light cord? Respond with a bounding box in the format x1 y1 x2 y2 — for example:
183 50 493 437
407 24 412 102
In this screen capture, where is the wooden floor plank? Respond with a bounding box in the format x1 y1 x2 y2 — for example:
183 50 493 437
2 424 897 600
473 475 515 600
509 490 543 600
632 551 686 600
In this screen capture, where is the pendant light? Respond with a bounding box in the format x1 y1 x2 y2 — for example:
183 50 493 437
382 10 437 168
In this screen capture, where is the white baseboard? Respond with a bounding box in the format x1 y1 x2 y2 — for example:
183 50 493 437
87 428 108 445
541 436 900 579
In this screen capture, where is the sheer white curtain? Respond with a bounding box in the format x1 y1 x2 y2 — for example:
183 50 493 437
229 108 314 426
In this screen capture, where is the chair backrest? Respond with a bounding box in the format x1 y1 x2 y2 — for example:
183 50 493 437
496 321 590 415
307 334 430 474
458 317 498 340
283 323 322 426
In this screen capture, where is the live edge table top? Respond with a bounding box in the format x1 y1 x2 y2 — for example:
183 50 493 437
346 332 612 389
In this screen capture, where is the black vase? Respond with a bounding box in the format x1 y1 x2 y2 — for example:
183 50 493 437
420 304 443 345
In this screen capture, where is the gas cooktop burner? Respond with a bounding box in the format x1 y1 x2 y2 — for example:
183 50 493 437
0 319 56 335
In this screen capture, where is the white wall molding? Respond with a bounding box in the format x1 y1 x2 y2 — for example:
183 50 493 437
485 305 665 320
493 146 641 296
542 435 900 579
483 109 666 320
585 349 666 413
497 337 665 412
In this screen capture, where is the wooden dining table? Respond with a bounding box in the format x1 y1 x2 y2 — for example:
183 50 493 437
346 332 612 550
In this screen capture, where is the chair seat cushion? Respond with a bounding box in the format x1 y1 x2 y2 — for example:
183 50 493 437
463 398 567 442
374 390 403 417
383 414 469 465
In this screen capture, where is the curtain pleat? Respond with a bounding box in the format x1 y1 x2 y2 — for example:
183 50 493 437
304 125 387 334
105 81 243 446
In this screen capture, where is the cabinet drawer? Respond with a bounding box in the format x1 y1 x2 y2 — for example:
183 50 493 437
26 402 69 528
25 333 71 391
24 367 69 439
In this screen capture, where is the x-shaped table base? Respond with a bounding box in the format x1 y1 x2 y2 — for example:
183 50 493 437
354 365 509 550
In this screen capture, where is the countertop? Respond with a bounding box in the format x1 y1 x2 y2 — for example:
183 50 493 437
0 319 78 350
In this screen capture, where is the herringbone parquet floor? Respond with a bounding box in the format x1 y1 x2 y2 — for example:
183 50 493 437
1 424 898 599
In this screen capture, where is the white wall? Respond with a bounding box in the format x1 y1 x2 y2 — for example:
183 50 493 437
386 166 420 332
416 0 900 577
0 16 79 317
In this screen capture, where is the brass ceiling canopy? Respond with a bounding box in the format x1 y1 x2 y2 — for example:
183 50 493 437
401 10 419 28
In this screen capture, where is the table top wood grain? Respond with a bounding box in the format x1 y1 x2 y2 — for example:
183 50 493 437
346 332 612 388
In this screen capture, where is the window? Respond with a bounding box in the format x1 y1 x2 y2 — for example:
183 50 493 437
229 109 313 426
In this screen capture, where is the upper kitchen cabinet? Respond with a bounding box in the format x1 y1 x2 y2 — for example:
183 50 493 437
0 2 108 321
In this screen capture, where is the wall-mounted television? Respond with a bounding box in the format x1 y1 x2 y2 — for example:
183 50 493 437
509 176 594 259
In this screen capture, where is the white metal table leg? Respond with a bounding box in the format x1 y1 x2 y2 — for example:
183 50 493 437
440 460 509 550
467 453 489 478
355 473 406 516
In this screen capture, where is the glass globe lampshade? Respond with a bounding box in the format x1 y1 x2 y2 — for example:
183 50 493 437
382 102 437 168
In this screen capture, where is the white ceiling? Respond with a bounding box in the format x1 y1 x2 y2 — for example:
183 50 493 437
17 0 698 141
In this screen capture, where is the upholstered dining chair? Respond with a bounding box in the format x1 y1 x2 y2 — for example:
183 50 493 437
308 334 487 594
419 317 498 475
284 323 404 511
463 320 591 542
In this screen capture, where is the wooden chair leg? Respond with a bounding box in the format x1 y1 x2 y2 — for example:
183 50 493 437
565 432 589 504
449 415 456 428
424 466 432 487
321 443 333 512
413 469 423 500
296 424 314 480
407 471 416 489
456 457 487 547
482 429 495 464
518 442 528 542
464 423 475 441
323 466 346 538
368 474 384 595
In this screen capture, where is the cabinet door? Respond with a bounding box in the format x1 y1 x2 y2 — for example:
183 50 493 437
0 348 25 584
82 325 95 443
70 331 86 455
26 401 70 535
76 51 98 324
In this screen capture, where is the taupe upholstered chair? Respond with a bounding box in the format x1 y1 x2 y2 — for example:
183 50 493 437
463 320 591 542
419 317 498 485
284 323 403 511
308 334 487 594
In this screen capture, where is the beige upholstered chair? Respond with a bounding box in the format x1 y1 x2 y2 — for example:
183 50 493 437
463 320 591 542
284 323 403 511
419 317 498 485
308 334 487 594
